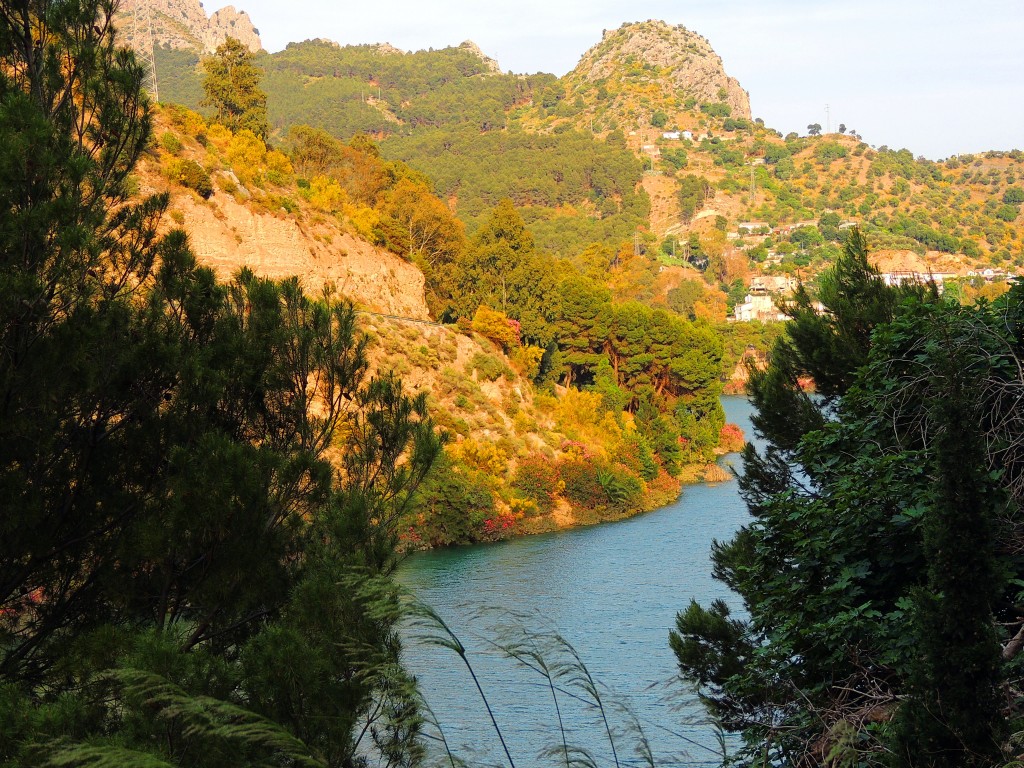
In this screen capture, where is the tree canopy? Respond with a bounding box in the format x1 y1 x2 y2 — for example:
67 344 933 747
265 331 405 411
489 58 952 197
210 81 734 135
202 36 269 138
1 2 441 765
672 233 1024 766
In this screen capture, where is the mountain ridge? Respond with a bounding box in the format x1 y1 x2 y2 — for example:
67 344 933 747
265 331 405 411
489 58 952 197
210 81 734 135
119 0 261 54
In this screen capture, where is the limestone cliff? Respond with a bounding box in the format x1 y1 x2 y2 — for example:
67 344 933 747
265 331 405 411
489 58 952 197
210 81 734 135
565 20 750 121
118 0 261 54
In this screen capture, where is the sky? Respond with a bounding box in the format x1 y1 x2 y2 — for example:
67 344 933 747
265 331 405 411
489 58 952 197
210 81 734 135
205 0 1024 159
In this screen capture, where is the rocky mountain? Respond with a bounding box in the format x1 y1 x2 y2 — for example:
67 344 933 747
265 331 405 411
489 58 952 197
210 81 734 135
118 0 261 54
148 16 1023 279
563 20 751 124
457 40 502 73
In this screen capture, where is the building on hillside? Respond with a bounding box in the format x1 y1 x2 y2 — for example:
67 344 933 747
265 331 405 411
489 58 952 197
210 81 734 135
662 131 681 140
967 268 1013 282
880 271 951 294
737 221 770 234
773 220 819 236
733 292 788 322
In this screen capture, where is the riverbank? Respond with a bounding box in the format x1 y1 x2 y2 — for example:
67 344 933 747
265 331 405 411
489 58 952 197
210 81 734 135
399 419 745 551
396 395 759 765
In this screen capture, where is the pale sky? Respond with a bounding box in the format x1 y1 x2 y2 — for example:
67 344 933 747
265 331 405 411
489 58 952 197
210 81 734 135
206 0 1024 159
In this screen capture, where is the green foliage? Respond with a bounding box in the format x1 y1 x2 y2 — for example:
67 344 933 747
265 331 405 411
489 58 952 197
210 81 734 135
1004 186 1024 204
995 203 1020 222
201 37 268 139
258 40 553 139
471 305 520 352
446 200 561 345
382 128 649 256
673 232 1024 766
153 47 203 110
677 174 713 223
700 102 731 118
660 147 688 170
0 7 441 766
559 459 608 509
890 323 1006 766
467 351 513 382
512 454 561 515
813 140 848 164
408 453 496 546
160 131 183 154
167 157 213 198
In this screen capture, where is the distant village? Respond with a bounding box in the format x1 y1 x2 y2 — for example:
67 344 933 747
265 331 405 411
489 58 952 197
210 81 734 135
731 256 1017 323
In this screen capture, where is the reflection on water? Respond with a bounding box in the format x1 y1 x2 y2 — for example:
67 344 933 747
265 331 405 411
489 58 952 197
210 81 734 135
397 396 759 766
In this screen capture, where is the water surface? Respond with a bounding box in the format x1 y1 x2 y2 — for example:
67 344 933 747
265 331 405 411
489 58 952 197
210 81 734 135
398 396 758 767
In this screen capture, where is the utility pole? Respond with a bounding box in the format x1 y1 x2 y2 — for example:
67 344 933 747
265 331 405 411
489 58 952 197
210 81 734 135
825 103 831 135
133 0 159 102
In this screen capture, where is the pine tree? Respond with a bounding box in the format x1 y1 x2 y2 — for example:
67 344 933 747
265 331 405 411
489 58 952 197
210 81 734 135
0 2 442 764
201 36 268 139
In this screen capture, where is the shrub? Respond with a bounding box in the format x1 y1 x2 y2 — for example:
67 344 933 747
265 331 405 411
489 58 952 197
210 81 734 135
168 159 213 198
700 102 731 118
596 464 644 512
160 131 182 155
472 305 520 351
615 431 659 481
995 204 1019 223
467 351 512 382
559 459 606 509
512 453 561 515
719 423 745 453
405 455 495 547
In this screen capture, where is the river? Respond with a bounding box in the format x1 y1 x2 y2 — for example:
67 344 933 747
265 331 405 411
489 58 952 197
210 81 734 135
397 396 759 767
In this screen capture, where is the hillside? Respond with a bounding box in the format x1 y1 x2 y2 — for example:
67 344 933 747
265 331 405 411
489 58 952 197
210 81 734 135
147 105 737 547
559 20 751 130
151 16 1022 286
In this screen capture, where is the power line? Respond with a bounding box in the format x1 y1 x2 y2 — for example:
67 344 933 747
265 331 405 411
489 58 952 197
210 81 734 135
132 1 159 102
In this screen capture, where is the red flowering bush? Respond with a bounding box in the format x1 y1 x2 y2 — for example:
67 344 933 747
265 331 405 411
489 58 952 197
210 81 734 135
481 510 517 540
719 423 746 453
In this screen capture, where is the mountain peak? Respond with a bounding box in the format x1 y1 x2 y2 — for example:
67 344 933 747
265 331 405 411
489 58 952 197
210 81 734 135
570 20 750 121
118 0 261 54
458 40 501 73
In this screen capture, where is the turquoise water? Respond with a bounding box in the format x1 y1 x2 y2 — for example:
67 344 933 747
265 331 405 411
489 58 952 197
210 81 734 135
397 396 758 767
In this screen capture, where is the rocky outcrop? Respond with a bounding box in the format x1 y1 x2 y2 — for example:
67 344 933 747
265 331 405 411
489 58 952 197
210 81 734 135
117 0 261 54
172 191 430 319
568 20 750 120
205 6 261 53
458 40 501 73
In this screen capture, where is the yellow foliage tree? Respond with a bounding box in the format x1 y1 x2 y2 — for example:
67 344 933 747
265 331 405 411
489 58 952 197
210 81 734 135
305 175 346 212
226 129 266 185
472 305 519 352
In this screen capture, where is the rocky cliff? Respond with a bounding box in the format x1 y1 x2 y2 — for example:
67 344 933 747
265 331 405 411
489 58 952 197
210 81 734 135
565 20 750 121
118 0 261 54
